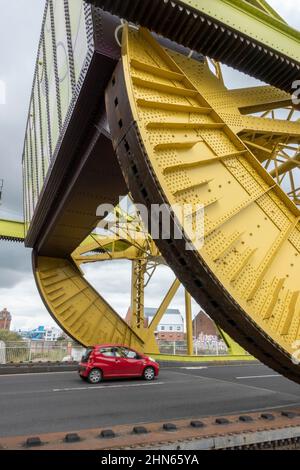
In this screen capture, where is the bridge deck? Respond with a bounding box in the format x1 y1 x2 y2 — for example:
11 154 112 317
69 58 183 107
0 219 24 242
87 0 300 92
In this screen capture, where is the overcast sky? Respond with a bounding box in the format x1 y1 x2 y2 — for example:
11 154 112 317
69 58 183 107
0 0 299 331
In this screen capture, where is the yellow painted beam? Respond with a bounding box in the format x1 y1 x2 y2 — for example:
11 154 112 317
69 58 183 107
145 279 181 342
226 115 300 142
185 291 194 357
0 219 24 242
225 87 291 115
251 0 285 21
185 0 300 61
270 153 300 178
131 259 146 331
218 329 250 356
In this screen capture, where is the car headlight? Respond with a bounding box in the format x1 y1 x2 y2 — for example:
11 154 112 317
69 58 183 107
149 357 157 363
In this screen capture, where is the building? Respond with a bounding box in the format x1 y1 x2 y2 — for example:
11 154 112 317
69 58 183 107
19 325 63 342
193 310 219 339
19 326 45 341
44 326 63 342
0 308 11 330
144 308 185 341
126 307 185 341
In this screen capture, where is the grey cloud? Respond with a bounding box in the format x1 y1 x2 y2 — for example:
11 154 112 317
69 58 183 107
0 0 44 303
0 243 32 288
84 261 199 321
0 0 45 218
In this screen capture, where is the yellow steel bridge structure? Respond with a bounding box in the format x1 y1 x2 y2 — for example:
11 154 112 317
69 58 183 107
1 0 300 381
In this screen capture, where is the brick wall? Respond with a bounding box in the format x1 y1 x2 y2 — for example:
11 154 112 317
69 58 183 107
193 311 218 338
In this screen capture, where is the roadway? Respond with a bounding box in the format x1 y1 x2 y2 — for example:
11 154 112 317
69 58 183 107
0 363 300 438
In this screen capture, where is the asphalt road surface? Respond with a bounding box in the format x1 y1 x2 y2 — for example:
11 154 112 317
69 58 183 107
0 363 300 437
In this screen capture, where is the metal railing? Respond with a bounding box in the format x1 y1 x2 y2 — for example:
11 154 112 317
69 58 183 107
0 341 85 364
0 338 230 364
158 337 228 356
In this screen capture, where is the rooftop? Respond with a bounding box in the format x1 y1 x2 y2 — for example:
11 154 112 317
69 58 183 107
144 308 181 318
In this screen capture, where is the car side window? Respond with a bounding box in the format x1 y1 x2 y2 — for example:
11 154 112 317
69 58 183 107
100 347 115 357
128 350 138 359
114 348 122 357
121 348 138 359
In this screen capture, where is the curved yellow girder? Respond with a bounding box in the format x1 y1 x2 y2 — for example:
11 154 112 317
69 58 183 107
0 216 152 350
33 254 145 350
33 204 161 353
105 26 300 382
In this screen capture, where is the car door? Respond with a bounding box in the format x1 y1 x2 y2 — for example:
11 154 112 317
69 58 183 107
95 347 120 378
118 347 144 376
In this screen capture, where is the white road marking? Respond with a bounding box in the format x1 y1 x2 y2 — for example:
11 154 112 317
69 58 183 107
171 370 294 397
53 381 165 392
236 375 281 380
0 363 264 378
180 367 208 370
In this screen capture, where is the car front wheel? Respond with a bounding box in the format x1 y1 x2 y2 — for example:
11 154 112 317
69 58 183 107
88 368 102 384
143 367 155 381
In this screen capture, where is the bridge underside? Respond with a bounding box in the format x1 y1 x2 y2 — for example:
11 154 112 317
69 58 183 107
35 120 127 258
86 0 300 92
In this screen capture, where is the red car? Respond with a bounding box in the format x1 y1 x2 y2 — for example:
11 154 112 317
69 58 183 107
78 344 160 384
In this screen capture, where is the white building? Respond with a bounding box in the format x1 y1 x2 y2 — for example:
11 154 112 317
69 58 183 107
44 326 63 342
144 308 184 340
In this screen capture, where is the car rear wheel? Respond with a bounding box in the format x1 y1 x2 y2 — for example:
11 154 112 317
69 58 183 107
143 367 155 381
88 368 102 384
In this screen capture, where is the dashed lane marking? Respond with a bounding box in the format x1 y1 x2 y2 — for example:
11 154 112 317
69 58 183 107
53 381 165 392
236 375 281 379
180 367 208 370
